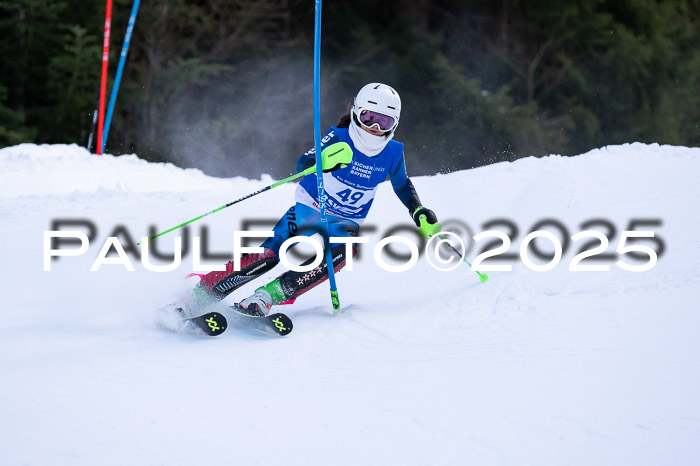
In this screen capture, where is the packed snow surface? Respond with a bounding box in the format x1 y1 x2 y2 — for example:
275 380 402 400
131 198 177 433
1 142 699 465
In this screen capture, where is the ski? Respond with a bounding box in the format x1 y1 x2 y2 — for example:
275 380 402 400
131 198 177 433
184 311 228 337
229 307 293 337
161 300 292 337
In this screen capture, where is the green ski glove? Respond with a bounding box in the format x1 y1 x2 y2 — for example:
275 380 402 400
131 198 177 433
321 142 353 172
412 206 441 238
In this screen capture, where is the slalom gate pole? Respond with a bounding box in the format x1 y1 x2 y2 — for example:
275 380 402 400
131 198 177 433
137 166 317 245
436 234 489 283
102 0 141 153
313 0 341 311
96 0 113 155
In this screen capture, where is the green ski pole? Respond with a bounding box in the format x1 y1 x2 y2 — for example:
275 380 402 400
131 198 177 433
437 234 489 283
137 166 317 245
417 215 489 282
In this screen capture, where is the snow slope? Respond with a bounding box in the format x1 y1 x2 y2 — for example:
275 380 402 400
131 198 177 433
1 142 699 466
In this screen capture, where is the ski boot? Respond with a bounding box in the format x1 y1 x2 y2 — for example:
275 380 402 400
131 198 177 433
232 289 273 317
231 280 289 317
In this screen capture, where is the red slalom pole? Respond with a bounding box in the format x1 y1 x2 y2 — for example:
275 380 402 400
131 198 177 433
96 0 113 155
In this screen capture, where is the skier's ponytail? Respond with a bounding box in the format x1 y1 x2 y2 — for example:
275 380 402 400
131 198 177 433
336 103 353 128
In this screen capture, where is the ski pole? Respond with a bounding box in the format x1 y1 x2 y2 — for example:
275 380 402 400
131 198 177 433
418 215 488 282
137 166 317 245
434 233 489 283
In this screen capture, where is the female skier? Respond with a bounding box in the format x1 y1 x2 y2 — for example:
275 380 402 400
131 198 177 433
180 83 441 317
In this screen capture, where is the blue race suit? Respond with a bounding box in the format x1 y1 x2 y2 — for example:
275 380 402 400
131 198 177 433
201 126 423 303
293 126 421 223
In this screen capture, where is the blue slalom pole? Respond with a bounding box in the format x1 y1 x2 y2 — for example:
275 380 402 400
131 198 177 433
313 0 340 310
101 0 141 153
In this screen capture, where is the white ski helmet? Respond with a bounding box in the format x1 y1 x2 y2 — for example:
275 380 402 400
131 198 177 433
352 83 401 134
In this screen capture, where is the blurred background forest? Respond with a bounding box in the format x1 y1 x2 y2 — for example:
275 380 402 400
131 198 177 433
1 0 699 178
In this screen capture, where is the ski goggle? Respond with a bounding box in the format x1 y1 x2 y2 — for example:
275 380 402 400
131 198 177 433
358 110 397 132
